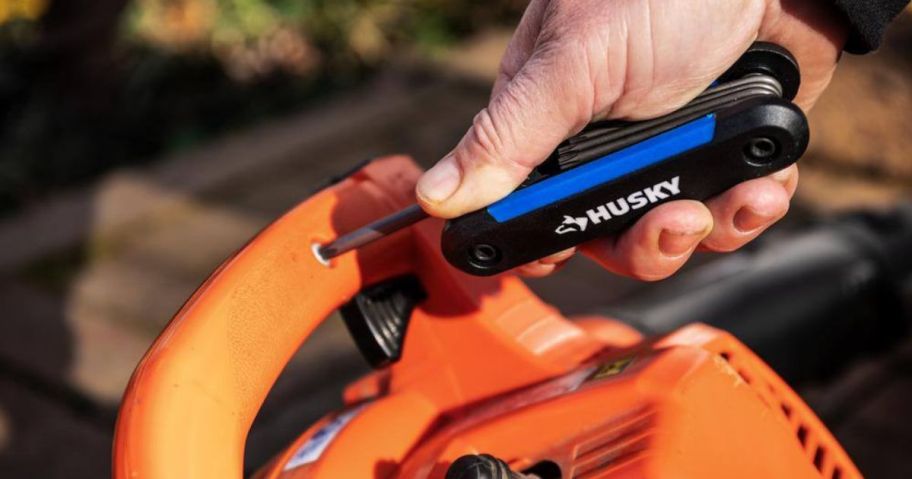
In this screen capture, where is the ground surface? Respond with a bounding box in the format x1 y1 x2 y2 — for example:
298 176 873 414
0 19 910 479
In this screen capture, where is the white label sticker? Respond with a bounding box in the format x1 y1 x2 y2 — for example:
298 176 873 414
284 405 365 470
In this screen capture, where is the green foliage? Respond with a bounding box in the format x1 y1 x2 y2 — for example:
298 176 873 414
124 0 524 69
0 0 523 213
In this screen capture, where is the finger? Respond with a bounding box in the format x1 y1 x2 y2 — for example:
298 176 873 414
515 247 576 278
758 0 847 111
699 174 792 253
541 247 577 265
492 0 548 99
416 47 591 218
516 262 558 278
417 0 767 219
581 200 713 280
770 164 800 196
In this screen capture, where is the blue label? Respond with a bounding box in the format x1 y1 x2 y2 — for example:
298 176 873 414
284 404 366 470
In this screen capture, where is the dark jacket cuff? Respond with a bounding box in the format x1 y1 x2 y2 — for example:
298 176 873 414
832 0 908 53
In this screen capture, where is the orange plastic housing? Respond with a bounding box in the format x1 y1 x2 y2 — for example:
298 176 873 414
113 156 862 479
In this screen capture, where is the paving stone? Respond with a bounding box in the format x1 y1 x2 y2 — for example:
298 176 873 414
115 202 269 280
67 221 271 401
0 282 75 389
65 297 164 403
0 279 149 406
199 80 489 217
0 74 484 275
0 73 491 438
0 191 96 277
0 377 112 478
425 28 511 83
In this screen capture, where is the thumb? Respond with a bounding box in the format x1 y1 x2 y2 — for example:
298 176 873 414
416 53 593 218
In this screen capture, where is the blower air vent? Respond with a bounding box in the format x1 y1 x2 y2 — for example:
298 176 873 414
717 350 853 479
570 406 655 478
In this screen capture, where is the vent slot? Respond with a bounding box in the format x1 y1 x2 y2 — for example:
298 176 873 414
781 402 793 418
716 349 856 479
813 446 826 471
570 407 655 478
797 425 809 446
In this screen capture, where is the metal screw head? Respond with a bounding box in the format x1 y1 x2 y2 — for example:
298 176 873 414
469 244 501 266
744 136 779 163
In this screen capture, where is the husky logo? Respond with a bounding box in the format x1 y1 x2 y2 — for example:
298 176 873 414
555 215 589 234
555 177 681 235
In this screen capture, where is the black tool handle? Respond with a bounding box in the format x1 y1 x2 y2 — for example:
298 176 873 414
441 98 808 275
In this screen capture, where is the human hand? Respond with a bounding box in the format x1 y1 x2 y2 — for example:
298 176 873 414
416 0 847 278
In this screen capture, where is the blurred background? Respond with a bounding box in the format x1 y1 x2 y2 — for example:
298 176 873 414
0 1 909 477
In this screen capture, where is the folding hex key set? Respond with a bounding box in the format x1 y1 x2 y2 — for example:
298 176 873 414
318 42 807 276
113 43 862 479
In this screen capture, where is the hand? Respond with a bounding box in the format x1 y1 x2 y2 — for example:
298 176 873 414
416 0 847 279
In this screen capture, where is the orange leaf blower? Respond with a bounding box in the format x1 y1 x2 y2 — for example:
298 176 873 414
112 154 863 479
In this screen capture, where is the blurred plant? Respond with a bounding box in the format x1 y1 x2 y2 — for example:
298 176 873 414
0 0 46 48
125 0 524 81
0 0 523 213
0 0 48 24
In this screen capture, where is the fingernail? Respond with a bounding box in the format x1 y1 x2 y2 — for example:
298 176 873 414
771 167 792 184
417 158 461 204
659 224 708 257
540 247 576 265
734 206 775 233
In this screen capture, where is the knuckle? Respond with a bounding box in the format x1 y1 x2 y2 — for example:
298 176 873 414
538 0 595 51
497 49 524 81
629 265 674 282
496 62 516 85
625 252 679 281
517 262 555 278
544 0 591 27
466 108 510 166
542 0 571 20
465 96 537 173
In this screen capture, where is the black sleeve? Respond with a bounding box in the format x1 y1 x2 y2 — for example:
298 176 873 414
832 0 909 53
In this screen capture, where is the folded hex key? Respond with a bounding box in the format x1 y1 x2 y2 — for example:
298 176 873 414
318 42 808 276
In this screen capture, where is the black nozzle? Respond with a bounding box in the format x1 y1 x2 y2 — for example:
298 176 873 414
446 454 526 479
606 204 912 385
